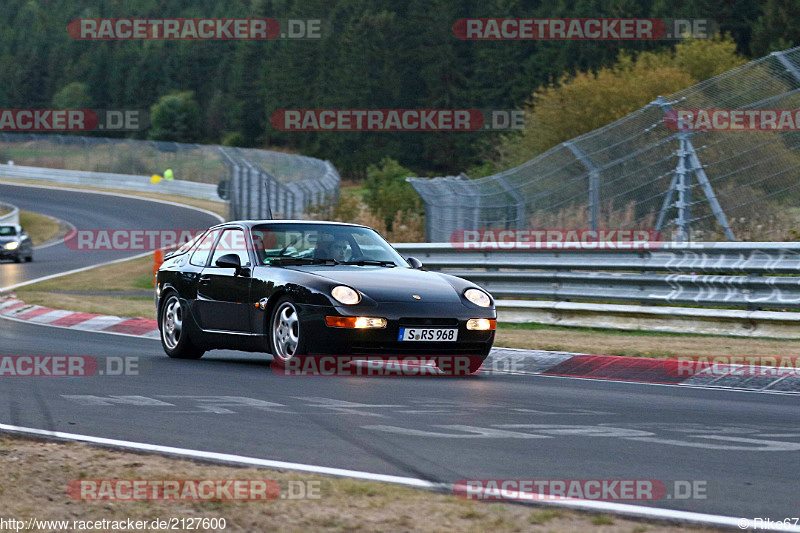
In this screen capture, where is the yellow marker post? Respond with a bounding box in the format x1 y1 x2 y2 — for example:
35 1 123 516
150 174 162 184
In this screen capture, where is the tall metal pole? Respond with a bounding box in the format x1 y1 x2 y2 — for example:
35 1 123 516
563 141 600 230
651 97 735 241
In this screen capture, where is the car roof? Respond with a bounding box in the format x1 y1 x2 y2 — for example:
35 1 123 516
210 220 369 230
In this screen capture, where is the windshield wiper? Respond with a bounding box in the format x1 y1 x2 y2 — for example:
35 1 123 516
341 260 396 267
269 257 339 266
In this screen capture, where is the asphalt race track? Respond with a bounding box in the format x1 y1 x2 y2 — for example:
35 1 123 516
0 183 221 288
1 184 799 524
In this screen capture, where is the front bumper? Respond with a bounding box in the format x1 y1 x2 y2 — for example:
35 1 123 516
297 301 495 357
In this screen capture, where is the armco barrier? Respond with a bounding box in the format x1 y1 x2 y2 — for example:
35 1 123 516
0 202 19 225
392 242 800 309
0 164 220 201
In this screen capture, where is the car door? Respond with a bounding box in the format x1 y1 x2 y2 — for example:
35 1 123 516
196 227 253 333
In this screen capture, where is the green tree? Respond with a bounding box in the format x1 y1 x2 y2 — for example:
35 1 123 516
497 37 745 168
750 0 800 55
148 91 202 143
363 157 422 230
52 82 92 109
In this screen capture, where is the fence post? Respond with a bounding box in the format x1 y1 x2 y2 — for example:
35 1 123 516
651 96 735 241
563 141 600 230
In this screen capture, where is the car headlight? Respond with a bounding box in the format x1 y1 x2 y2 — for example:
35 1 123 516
4 241 19 250
331 285 361 305
464 288 491 307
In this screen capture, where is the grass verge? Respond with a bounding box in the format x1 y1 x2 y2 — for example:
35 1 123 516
19 210 62 246
15 254 155 318
0 435 720 533
12 291 154 319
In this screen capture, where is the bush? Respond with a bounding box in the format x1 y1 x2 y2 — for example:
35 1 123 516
363 157 423 231
222 131 246 147
52 82 92 109
148 91 202 143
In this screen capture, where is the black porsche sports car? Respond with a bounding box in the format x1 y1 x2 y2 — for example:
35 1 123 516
155 220 496 374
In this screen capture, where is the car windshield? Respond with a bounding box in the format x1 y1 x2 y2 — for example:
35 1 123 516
251 223 408 267
0 226 18 236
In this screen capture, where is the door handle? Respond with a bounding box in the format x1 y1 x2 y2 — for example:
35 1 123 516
199 275 212 284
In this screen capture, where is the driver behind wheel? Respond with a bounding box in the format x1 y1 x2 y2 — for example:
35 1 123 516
314 233 350 262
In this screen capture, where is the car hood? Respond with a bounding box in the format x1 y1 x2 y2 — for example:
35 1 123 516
295 266 465 303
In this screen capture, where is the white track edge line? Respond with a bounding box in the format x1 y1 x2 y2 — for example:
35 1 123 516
0 423 775 530
0 423 435 488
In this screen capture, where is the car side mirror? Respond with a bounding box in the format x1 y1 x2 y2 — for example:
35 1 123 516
215 253 242 273
406 257 423 269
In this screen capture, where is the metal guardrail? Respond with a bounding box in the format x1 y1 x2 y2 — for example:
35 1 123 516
392 242 800 309
0 164 220 201
0 202 19 225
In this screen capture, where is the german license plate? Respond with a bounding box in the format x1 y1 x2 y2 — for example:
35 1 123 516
398 328 458 342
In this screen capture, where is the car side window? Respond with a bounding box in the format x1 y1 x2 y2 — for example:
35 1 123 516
210 229 251 267
189 229 219 267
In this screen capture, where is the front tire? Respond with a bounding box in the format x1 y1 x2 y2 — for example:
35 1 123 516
160 293 204 359
269 297 307 367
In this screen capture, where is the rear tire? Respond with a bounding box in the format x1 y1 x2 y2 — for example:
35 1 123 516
160 293 204 359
